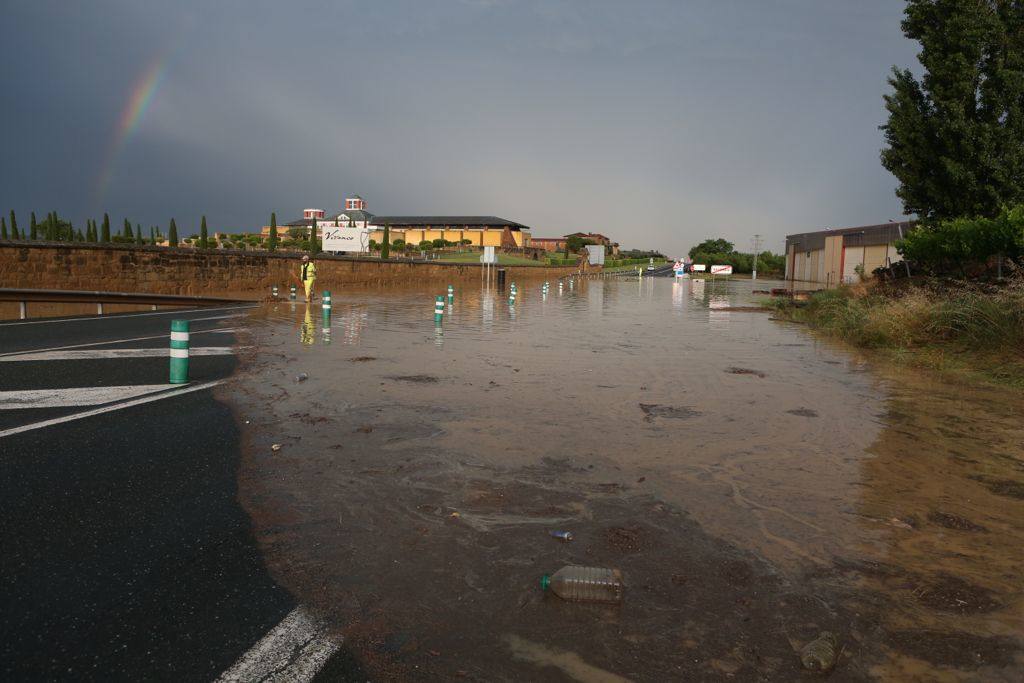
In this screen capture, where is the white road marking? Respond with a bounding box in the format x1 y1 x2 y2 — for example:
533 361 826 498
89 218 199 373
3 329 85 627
0 305 257 327
0 346 238 362
0 380 224 439
0 327 238 358
0 385 175 409
216 606 340 683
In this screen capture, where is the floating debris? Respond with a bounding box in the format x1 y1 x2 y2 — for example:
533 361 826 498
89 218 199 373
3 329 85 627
800 631 838 672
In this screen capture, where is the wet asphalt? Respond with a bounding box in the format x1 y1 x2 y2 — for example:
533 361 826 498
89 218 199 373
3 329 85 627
0 306 300 681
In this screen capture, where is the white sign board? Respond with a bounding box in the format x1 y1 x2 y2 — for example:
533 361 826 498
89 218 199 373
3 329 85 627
587 245 605 266
323 226 368 252
692 264 707 272
710 264 733 275
480 246 497 264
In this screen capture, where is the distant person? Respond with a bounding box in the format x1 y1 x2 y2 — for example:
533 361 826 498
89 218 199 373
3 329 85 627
298 254 317 303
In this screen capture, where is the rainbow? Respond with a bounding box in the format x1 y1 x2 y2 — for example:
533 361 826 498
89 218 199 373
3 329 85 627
94 55 170 207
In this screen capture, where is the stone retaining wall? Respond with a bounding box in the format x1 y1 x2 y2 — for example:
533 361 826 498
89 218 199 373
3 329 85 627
0 242 577 299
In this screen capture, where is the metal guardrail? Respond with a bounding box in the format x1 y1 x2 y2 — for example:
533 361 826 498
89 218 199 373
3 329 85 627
0 288 251 320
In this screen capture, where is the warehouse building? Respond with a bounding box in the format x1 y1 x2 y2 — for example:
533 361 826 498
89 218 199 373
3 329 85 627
784 221 916 286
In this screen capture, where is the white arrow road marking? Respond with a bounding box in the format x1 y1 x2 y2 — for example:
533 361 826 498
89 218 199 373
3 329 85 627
0 385 177 409
0 346 240 362
216 606 340 683
0 380 224 438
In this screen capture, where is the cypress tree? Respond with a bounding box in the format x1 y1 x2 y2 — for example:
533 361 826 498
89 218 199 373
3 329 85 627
45 212 54 240
168 218 178 246
77 229 85 241
381 225 390 259
309 217 318 254
124 219 133 239
1 216 7 239
135 224 143 245
86 219 94 242
30 212 37 240
101 213 111 242
11 216 21 239
268 212 278 252
150 226 156 244
200 215 209 249
8 210 16 238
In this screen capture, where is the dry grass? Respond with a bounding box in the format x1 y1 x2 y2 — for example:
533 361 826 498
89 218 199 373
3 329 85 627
770 273 1024 386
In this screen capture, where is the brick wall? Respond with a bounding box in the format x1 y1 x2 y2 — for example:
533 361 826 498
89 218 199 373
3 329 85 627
0 242 577 299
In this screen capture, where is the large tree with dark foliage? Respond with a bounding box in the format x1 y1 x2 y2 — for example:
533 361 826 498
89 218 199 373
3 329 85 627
881 0 1024 222
168 218 179 246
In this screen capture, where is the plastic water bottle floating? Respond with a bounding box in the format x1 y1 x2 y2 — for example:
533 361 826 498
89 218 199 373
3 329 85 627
800 632 839 672
541 565 623 603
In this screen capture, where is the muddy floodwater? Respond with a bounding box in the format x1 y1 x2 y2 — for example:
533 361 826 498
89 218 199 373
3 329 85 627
227 276 1023 681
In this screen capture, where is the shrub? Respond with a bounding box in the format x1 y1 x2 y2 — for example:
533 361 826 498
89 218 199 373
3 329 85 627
898 205 1024 275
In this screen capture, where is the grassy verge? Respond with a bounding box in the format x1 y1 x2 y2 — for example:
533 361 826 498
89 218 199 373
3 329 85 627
767 277 1024 388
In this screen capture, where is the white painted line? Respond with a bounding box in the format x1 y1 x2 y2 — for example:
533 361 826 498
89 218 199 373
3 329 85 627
0 380 224 439
0 346 238 362
0 327 238 358
0 385 174 409
0 304 257 327
216 606 340 683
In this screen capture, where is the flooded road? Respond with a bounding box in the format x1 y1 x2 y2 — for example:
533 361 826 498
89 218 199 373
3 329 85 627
227 276 1023 681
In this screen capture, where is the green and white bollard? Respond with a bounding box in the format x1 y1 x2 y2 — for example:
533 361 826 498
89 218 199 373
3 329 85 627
447 284 454 302
290 284 297 300
322 290 332 312
272 285 279 298
169 319 189 384
434 295 445 323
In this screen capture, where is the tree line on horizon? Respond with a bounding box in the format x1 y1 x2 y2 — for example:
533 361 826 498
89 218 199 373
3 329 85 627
1 210 320 255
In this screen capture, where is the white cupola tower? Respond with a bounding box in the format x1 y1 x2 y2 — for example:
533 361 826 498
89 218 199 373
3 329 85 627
345 195 366 211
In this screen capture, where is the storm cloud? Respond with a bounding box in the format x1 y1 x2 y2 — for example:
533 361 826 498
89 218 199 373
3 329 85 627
1 0 917 255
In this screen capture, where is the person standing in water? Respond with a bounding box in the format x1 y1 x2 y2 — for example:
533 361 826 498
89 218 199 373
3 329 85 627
299 254 317 303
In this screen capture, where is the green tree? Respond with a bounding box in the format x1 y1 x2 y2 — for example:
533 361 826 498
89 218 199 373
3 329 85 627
268 212 278 252
135 223 144 245
1 215 7 239
124 219 133 239
76 229 85 241
881 0 1024 222
168 218 178 246
101 213 111 242
8 210 16 238
308 217 319 255
200 215 209 249
46 212 55 240
30 212 38 239
381 225 390 259
150 226 156 244
688 238 734 259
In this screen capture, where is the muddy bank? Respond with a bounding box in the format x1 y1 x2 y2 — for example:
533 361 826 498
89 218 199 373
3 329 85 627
228 279 1023 680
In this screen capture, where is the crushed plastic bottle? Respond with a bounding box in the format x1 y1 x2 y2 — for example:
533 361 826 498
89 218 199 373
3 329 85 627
294 372 309 382
541 565 623 603
800 631 838 672
548 530 574 542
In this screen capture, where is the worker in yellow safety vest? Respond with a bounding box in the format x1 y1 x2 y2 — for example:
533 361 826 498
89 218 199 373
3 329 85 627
298 254 317 302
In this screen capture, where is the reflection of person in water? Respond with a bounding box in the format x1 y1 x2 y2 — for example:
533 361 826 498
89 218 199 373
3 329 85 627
300 305 315 345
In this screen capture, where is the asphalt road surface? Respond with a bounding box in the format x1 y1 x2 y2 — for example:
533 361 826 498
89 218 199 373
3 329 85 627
0 306 364 681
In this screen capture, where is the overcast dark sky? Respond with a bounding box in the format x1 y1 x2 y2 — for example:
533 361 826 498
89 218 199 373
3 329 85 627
1 0 918 255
